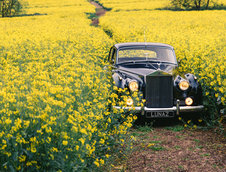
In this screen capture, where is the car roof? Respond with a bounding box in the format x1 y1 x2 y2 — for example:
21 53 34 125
114 42 174 50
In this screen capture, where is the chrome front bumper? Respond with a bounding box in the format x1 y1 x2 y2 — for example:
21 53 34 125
113 105 204 115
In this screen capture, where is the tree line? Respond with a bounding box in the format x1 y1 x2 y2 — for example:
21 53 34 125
170 0 222 10
0 0 22 17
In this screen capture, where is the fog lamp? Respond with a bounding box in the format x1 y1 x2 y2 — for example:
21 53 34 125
129 80 138 92
179 80 189 91
126 98 134 106
185 97 193 106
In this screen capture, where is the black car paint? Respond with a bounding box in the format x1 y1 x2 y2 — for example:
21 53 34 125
108 43 203 108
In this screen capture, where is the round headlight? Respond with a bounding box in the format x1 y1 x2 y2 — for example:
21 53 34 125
129 80 139 92
179 80 189 91
126 98 134 106
185 97 193 106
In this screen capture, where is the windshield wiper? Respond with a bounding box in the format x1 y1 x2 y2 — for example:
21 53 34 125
159 61 177 65
117 61 136 65
118 60 176 66
118 59 156 64
141 59 177 66
133 60 176 70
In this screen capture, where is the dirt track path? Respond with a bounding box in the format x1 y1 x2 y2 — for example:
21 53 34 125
126 126 226 172
90 1 107 26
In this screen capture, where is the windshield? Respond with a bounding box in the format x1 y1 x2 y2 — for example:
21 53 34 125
117 47 176 64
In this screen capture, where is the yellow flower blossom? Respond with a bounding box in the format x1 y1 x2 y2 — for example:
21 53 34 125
19 155 26 162
62 140 68 146
31 145 37 153
16 166 21 171
99 138 105 144
79 138 85 145
100 159 104 165
94 160 100 167
147 143 155 147
26 162 32 166
105 154 110 158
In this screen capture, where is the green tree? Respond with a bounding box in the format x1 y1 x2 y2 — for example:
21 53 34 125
0 0 22 17
170 0 213 10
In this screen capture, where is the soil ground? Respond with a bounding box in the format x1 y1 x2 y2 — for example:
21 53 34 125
125 123 226 172
90 1 106 25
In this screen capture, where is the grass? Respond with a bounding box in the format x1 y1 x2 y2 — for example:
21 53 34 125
194 139 200 143
149 140 162 144
201 153 210 157
136 124 153 132
175 135 184 139
196 145 204 149
174 145 181 150
165 125 184 132
130 132 146 137
153 135 160 139
149 146 165 151
178 165 185 170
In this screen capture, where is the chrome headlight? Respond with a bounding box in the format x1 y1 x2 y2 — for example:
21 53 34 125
179 80 189 91
129 80 139 92
126 98 134 106
185 97 193 106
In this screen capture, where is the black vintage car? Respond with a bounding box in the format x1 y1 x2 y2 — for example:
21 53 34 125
108 42 204 118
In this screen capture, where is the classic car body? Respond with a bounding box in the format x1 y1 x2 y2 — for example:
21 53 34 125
108 42 204 118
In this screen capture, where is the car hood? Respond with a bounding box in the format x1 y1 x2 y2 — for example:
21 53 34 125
117 65 175 77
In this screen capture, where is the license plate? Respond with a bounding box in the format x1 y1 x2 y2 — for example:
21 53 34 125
146 111 174 118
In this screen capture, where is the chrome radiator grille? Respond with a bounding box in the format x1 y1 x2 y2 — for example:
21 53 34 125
145 75 173 108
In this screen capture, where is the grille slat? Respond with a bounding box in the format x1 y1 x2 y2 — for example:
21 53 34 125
145 75 173 108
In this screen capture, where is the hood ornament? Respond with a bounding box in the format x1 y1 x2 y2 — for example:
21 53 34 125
157 62 161 70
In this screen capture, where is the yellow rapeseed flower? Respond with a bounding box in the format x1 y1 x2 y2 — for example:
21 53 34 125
94 160 100 167
62 140 68 146
19 155 26 162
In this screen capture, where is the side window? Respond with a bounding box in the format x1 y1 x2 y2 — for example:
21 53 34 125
112 49 116 64
108 47 117 64
108 47 113 63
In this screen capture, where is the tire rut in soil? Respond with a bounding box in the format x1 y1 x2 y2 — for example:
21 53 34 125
89 1 108 26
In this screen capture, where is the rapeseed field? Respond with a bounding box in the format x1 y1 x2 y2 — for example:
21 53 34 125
98 0 170 11
0 0 225 171
0 0 138 171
